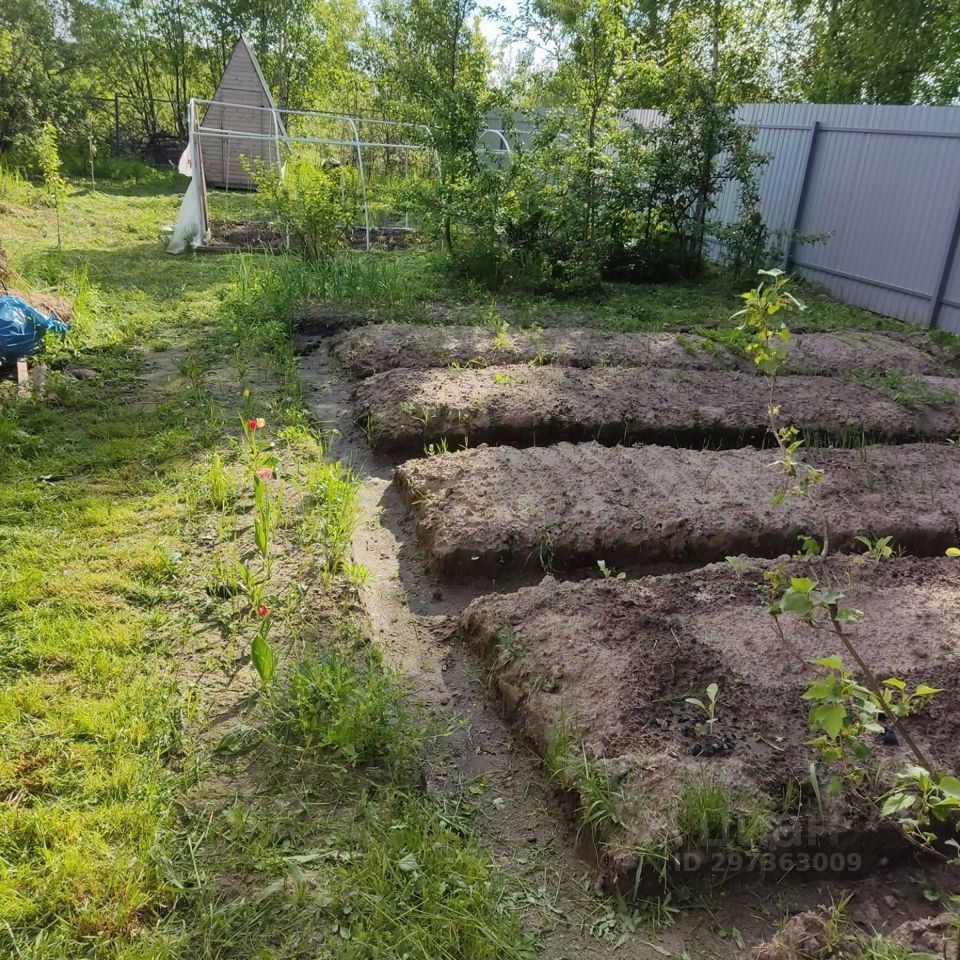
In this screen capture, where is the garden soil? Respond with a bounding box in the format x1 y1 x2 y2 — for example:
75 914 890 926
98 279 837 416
356 364 960 453
460 558 960 892
330 323 958 380
395 441 960 576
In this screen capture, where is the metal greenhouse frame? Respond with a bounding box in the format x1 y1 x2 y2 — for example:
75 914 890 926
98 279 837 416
168 97 513 253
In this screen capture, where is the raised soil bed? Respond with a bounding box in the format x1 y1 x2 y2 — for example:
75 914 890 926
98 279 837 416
356 364 960 454
459 557 960 892
395 442 960 577
332 323 957 380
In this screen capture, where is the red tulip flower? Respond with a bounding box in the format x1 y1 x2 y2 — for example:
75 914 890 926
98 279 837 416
257 605 269 616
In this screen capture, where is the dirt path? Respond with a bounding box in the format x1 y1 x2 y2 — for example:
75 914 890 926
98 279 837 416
300 340 955 959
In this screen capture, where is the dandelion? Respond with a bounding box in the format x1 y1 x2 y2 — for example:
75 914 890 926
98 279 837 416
257 605 269 616
947 547 960 557
243 388 250 398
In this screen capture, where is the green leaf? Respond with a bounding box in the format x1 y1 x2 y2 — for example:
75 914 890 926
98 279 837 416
937 776 960 798
834 606 863 624
826 775 844 797
881 792 916 816
251 629 276 683
813 703 846 739
814 655 844 670
789 577 817 593
706 683 719 703
883 677 907 691
779 590 813 616
802 680 835 701
915 684 943 697
397 853 419 873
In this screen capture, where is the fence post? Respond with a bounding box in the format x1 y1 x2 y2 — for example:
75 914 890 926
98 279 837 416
113 95 121 156
781 120 820 271
927 185 960 330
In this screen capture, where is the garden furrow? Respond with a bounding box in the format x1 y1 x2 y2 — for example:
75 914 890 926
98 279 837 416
356 364 960 454
459 557 960 893
394 441 960 577
331 323 957 379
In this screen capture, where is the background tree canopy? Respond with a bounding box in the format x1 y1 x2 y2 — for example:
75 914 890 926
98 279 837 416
2 0 959 155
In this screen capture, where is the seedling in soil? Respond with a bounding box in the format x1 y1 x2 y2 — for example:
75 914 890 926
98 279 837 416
795 534 823 560
686 682 720 732
734 270 960 846
724 554 750 578
424 438 450 457
597 559 625 580
854 534 897 563
881 766 960 845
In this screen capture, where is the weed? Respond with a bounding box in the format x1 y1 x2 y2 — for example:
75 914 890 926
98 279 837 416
673 774 772 854
327 794 538 959
204 452 234 511
280 654 408 765
544 725 624 842
424 437 450 456
852 368 956 407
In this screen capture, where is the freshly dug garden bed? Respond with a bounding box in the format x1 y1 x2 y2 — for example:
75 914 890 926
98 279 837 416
331 323 956 380
357 365 960 454
460 557 960 892
395 442 960 576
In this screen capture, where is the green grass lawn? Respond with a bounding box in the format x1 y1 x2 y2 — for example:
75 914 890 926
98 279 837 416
0 168 539 960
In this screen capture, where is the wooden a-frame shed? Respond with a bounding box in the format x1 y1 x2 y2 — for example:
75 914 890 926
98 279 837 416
198 36 285 190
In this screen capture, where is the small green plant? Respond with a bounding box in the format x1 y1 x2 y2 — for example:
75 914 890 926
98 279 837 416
597 559 625 580
800 652 940 773
880 766 960 844
854 534 895 563
204 452 233 511
685 682 720 731
35 120 67 249
732 268 804 375
673 775 772 854
342 560 371 595
423 437 450 456
724 554 750 577
795 534 823 560
492 371 516 386
544 724 624 841
283 654 406 764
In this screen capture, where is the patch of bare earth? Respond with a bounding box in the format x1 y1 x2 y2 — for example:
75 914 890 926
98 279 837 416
330 323 957 379
460 558 960 893
395 441 960 577
355 364 960 454
299 334 960 958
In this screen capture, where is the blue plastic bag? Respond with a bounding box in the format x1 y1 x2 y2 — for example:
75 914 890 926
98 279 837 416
0 294 70 362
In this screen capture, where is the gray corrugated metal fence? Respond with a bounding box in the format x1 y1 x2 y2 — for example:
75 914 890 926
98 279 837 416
707 103 960 334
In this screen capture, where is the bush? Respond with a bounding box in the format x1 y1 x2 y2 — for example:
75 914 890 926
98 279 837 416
250 151 359 262
282 654 406 764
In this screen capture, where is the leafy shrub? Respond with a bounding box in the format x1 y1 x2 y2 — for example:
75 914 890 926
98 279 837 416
282 654 405 764
250 151 359 262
